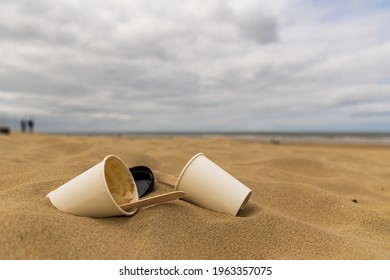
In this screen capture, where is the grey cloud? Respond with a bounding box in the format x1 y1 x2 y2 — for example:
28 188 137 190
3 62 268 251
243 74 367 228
216 0 280 44
232 12 279 44
0 2 80 46
1 0 390 132
332 91 390 107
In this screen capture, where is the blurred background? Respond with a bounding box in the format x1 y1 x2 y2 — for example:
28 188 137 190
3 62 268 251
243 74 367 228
0 0 389 134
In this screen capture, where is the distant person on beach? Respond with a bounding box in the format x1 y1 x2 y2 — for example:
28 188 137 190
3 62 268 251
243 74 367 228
27 119 34 133
20 119 26 133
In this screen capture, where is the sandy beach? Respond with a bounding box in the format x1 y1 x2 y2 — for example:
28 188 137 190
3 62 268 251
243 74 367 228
0 133 389 260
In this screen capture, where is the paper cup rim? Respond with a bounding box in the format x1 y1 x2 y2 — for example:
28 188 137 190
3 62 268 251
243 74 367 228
175 152 204 191
102 155 139 216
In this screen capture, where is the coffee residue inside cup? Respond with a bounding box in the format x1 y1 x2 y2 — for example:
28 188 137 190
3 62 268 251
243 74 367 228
105 157 136 205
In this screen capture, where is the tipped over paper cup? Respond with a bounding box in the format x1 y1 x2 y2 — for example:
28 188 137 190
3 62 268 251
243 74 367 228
47 155 139 218
175 153 252 216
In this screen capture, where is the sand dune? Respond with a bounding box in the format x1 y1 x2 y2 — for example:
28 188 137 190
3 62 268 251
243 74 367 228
0 133 389 259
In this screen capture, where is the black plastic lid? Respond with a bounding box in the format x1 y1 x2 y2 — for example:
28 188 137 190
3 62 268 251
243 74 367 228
129 166 154 198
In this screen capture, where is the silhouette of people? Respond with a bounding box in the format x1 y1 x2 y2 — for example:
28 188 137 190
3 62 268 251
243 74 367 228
27 119 34 133
20 117 35 133
20 119 27 133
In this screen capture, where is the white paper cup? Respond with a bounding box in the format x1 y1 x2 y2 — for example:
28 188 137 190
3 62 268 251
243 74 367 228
46 155 138 218
175 153 252 216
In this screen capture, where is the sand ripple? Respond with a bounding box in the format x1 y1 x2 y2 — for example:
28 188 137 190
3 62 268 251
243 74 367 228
1 133 389 259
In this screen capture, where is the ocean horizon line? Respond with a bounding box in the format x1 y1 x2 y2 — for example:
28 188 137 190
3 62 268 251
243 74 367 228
46 130 390 135
41 130 390 145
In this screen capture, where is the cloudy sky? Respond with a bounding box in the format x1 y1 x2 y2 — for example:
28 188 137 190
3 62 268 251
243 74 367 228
0 0 389 133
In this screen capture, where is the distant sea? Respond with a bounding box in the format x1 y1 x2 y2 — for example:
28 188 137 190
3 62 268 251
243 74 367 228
76 131 390 145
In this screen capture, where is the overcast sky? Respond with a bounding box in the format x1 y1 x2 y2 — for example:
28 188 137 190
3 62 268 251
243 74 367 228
0 0 389 133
